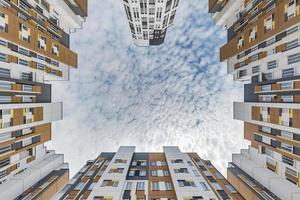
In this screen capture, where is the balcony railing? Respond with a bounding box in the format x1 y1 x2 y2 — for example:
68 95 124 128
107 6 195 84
285 167 298 184
266 158 276 172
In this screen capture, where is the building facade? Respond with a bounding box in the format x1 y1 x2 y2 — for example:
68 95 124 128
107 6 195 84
122 0 179 46
210 0 300 199
55 146 243 200
0 0 87 199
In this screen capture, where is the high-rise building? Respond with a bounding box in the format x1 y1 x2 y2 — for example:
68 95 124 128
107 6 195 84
55 146 243 200
210 0 300 199
122 0 180 46
0 0 87 199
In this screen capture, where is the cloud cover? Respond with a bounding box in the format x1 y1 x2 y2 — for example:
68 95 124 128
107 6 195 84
47 0 249 176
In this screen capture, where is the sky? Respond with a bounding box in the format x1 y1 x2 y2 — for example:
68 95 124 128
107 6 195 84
47 0 250 177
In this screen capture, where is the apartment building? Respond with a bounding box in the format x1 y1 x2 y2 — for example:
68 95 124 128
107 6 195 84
0 0 87 199
55 146 243 200
210 0 300 199
122 0 179 46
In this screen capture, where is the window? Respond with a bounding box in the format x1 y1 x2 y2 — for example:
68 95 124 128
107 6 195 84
37 63 45 70
163 170 169 176
174 168 188 173
193 170 200 177
249 26 257 42
37 55 45 61
266 37 275 46
125 182 132 190
254 134 262 142
282 68 294 78
165 182 172 190
282 155 294 166
281 131 293 140
237 35 244 49
150 170 158 176
262 147 273 157
22 137 32 147
281 82 293 90
0 52 7 62
151 181 160 190
171 159 184 164
281 95 293 102
153 161 166 166
267 60 277 69
261 126 271 134
0 13 8 32
51 60 59 67
285 0 296 20
136 182 145 190
38 35 46 50
18 47 29 56
22 72 31 81
261 96 272 102
0 158 9 168
22 96 33 103
165 0 172 12
261 84 271 92
129 170 135 177
288 53 300 64
0 170 6 179
132 160 147 166
0 82 11 90
286 39 299 50
22 128 33 135
199 182 209 191
74 182 85 190
287 25 299 35
211 182 223 190
19 59 28 66
0 68 10 78
108 168 124 173
52 43 59 56
263 72 273 81
239 69 247 78
225 184 236 193
0 96 11 103
250 54 258 61
177 180 196 187
114 159 126 163
264 14 274 32
101 180 119 187
0 132 11 142
19 23 30 42
281 143 293 152
0 145 11 154
139 170 146 176
23 85 33 92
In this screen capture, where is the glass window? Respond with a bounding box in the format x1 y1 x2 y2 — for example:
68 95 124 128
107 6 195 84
288 53 300 64
199 182 209 191
165 182 172 190
136 182 145 190
151 181 160 190
282 68 294 78
281 82 293 90
267 60 277 69
151 170 158 176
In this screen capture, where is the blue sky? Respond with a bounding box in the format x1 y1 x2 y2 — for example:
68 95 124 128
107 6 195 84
48 0 249 176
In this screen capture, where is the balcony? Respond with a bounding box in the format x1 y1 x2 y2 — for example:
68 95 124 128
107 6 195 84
285 167 299 185
266 158 277 172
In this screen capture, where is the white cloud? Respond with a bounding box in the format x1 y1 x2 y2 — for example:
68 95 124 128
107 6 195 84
47 0 250 177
